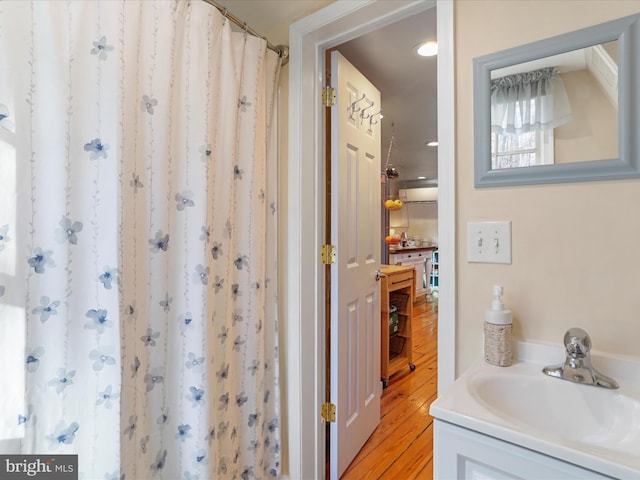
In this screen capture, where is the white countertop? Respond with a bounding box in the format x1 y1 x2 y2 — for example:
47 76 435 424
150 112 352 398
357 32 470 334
430 341 640 480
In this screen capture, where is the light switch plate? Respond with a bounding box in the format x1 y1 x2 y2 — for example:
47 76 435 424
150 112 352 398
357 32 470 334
467 221 512 264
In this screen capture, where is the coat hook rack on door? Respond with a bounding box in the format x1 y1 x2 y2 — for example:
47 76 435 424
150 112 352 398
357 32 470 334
349 93 368 120
360 100 376 124
368 110 382 133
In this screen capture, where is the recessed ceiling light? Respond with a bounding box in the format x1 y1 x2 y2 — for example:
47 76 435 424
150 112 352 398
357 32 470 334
417 176 426 180
417 41 438 57
427 141 438 147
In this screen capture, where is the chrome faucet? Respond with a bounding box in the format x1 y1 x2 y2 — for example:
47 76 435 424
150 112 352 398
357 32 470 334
542 327 619 389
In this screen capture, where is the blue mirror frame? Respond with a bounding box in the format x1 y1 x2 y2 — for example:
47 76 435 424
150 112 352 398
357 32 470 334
474 13 640 187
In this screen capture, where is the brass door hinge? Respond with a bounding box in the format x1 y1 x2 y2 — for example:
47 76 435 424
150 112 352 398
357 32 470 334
321 402 336 423
321 244 336 265
322 86 336 107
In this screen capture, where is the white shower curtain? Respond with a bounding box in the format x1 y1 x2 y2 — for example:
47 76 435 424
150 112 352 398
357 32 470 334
0 1 281 478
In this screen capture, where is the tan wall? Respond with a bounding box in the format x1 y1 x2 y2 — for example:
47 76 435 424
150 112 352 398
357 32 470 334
555 69 618 163
389 203 439 245
456 1 640 374
262 4 334 475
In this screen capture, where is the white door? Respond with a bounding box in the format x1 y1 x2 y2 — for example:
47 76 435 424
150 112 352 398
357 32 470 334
329 50 382 479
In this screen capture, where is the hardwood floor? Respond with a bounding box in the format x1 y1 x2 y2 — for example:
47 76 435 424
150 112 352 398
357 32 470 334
340 298 438 480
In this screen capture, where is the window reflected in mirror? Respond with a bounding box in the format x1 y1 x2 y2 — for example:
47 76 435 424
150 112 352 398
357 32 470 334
490 41 618 170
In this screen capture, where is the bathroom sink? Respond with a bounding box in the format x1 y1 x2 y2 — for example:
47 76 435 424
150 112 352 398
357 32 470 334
468 373 640 456
430 345 640 478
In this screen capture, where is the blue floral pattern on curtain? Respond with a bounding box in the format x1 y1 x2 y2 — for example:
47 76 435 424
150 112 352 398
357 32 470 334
0 1 281 478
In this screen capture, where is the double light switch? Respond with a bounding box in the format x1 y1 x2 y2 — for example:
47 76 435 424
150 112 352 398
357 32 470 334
467 221 512 264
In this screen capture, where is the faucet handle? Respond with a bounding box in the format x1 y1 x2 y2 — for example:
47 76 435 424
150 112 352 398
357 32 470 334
564 327 592 357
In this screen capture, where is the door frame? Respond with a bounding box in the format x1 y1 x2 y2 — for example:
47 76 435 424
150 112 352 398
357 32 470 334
285 1 456 478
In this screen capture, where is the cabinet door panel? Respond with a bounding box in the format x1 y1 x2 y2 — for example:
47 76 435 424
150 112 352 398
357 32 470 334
435 420 616 480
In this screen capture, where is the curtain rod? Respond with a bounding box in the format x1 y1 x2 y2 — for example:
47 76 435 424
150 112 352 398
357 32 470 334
200 0 289 65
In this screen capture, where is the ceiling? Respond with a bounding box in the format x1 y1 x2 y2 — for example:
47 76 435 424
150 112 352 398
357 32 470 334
335 9 438 186
220 0 332 37
220 1 438 186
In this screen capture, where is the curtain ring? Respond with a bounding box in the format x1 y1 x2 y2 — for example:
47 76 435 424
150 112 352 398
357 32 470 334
222 7 228 25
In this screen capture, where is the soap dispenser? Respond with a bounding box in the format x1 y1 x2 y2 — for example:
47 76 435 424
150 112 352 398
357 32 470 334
484 285 513 367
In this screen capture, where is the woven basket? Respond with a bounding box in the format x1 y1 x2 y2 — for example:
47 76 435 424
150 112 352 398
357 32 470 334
484 322 513 367
389 292 409 312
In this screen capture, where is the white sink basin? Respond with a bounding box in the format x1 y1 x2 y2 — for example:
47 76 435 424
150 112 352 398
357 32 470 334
430 343 640 479
468 373 640 457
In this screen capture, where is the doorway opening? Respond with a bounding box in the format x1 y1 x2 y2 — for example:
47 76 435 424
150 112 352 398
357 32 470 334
325 7 439 478
285 1 455 478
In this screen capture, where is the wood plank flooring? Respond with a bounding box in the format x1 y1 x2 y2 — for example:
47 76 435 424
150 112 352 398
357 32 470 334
340 298 438 480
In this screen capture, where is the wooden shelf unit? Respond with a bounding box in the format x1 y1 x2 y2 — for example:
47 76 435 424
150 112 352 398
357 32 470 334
380 265 416 387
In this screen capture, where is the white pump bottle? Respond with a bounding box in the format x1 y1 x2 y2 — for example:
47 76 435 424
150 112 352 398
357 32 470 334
484 285 513 366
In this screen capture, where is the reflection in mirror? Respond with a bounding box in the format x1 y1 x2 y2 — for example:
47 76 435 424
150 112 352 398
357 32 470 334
490 43 618 170
473 13 640 187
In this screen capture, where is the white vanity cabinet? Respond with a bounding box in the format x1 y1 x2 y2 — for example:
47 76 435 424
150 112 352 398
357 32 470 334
431 347 640 480
388 249 432 298
435 420 616 480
